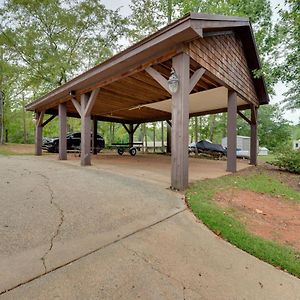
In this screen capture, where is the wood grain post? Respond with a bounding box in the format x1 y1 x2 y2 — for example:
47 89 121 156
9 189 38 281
166 122 171 153
171 53 190 190
81 94 91 166
129 124 134 148
227 90 237 172
250 106 258 165
93 118 98 155
35 111 44 156
58 103 67 160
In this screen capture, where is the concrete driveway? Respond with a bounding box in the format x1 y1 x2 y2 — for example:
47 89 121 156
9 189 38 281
0 155 300 299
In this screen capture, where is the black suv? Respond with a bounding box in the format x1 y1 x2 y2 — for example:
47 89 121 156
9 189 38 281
42 132 105 153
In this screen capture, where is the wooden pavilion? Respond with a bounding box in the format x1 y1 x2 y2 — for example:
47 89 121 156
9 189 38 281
26 13 269 191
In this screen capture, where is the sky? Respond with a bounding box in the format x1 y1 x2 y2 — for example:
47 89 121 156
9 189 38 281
101 0 299 124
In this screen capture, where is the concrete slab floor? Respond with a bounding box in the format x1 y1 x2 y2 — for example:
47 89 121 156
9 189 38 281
51 152 250 188
0 155 299 299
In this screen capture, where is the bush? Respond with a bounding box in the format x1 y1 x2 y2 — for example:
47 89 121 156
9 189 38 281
270 149 300 174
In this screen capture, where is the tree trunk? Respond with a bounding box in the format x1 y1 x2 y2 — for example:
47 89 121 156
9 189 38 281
199 116 202 140
209 115 216 142
144 123 148 152
22 94 27 144
194 116 198 142
109 122 112 145
153 122 156 153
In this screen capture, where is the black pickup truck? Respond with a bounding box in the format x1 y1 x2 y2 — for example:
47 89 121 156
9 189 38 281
42 132 105 153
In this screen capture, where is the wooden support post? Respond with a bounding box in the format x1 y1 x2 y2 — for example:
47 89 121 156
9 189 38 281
35 111 44 156
92 118 98 155
250 106 258 166
171 53 190 191
227 90 237 172
58 103 67 160
166 122 171 153
71 89 99 166
129 124 134 148
146 61 205 190
81 94 91 166
161 121 164 153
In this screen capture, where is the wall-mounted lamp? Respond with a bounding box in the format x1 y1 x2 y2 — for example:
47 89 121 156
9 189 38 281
168 68 179 94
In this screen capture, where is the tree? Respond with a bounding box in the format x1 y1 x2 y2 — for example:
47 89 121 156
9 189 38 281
129 0 279 93
278 0 300 110
257 105 291 150
1 0 127 90
0 0 128 143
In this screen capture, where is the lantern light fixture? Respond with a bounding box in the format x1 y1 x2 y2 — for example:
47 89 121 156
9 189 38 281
167 68 179 94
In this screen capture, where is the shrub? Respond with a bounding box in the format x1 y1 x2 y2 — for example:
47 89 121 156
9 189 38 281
270 149 300 174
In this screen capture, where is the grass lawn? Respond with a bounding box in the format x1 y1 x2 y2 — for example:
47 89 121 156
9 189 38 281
186 169 300 278
258 153 275 163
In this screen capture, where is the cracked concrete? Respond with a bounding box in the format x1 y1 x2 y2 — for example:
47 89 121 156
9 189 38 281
37 173 64 273
1 155 300 299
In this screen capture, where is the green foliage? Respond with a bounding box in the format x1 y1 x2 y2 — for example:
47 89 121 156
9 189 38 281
278 0 300 109
187 173 300 278
0 0 128 143
270 149 300 174
257 105 291 150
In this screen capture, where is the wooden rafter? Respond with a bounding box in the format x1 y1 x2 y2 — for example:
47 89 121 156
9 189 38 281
189 67 205 93
145 67 170 93
237 111 251 124
71 98 82 117
84 88 100 116
37 111 45 126
42 115 56 127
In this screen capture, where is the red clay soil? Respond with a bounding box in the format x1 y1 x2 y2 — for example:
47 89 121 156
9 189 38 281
214 188 300 251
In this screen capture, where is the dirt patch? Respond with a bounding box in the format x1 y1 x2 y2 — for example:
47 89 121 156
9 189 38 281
214 188 300 251
0 143 35 154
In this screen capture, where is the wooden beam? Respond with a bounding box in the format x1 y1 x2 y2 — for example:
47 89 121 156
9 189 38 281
122 123 130 134
58 103 67 160
237 111 251 125
251 105 257 125
166 122 171 153
80 94 91 166
92 118 98 155
189 67 205 93
71 98 82 117
42 115 56 127
84 88 100 116
227 90 237 173
250 106 258 165
37 111 45 126
35 111 44 156
171 53 190 191
129 124 134 148
133 124 140 133
145 67 170 93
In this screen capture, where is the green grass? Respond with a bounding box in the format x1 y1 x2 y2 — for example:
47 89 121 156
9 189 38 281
187 173 300 278
258 154 275 162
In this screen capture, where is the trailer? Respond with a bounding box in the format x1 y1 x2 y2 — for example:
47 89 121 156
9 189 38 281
111 143 143 156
